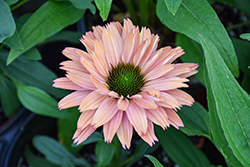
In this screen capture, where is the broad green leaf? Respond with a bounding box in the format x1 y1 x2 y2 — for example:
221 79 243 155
231 38 250 76
2 30 23 50
176 33 205 85
198 32 250 166
240 33 250 42
0 0 15 42
163 0 182 15
139 0 149 26
204 65 244 167
4 0 18 5
178 102 210 139
145 155 164 167
62 159 75 167
69 0 95 14
16 13 32 32
156 0 239 77
72 131 103 146
58 107 82 153
0 51 67 98
156 126 211 167
94 0 112 21
24 146 59 167
43 30 83 44
22 47 42 60
95 142 115 167
33 135 91 167
0 75 20 117
7 1 85 64
16 83 69 119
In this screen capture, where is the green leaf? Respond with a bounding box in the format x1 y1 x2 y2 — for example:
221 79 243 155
163 0 182 15
0 75 20 117
16 83 69 119
178 102 210 139
69 0 95 14
58 107 82 153
7 1 85 65
24 146 59 167
198 32 250 166
176 33 205 85
156 0 239 77
43 30 83 44
95 142 115 167
62 159 75 167
145 155 164 167
156 126 211 167
2 30 23 50
231 38 250 76
0 0 15 42
94 0 112 21
22 47 42 60
204 64 244 167
33 135 91 167
240 33 250 41
72 131 103 147
4 0 18 5
0 51 67 98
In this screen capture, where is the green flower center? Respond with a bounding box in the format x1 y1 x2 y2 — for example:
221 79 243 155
106 63 145 98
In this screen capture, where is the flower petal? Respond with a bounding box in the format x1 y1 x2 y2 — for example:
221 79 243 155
66 72 96 90
73 125 97 145
167 89 194 106
77 109 96 129
58 91 90 110
103 110 123 143
62 47 79 61
140 120 158 147
79 91 106 111
165 108 184 129
91 97 118 127
60 60 88 73
157 92 180 109
117 96 129 111
126 101 147 135
144 64 174 81
132 94 157 109
117 113 133 149
53 77 86 90
146 107 170 129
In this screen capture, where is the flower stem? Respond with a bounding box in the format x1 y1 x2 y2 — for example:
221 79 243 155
226 20 250 31
10 0 29 11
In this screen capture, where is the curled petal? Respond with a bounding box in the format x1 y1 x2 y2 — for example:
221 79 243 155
117 96 129 111
132 94 157 109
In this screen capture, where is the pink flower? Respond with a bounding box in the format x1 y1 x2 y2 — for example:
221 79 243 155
53 19 198 149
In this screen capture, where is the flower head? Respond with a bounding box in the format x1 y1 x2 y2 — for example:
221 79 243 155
53 19 198 149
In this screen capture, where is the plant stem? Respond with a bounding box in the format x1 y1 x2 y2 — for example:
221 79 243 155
10 0 29 11
111 135 122 167
226 20 250 31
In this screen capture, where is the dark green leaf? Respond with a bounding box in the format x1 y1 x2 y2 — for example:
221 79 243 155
69 0 95 14
16 13 32 32
145 155 164 167
2 30 23 50
178 102 210 139
198 32 250 166
204 64 244 167
94 0 112 21
240 33 250 41
95 142 115 167
176 33 205 85
156 0 239 77
72 131 103 147
0 0 15 42
24 146 59 167
0 75 20 117
22 47 42 60
156 126 211 167
62 159 75 167
7 1 85 64
0 51 67 98
4 0 18 5
163 0 182 15
44 30 83 44
58 107 82 153
33 135 91 167
231 38 250 76
16 83 69 119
